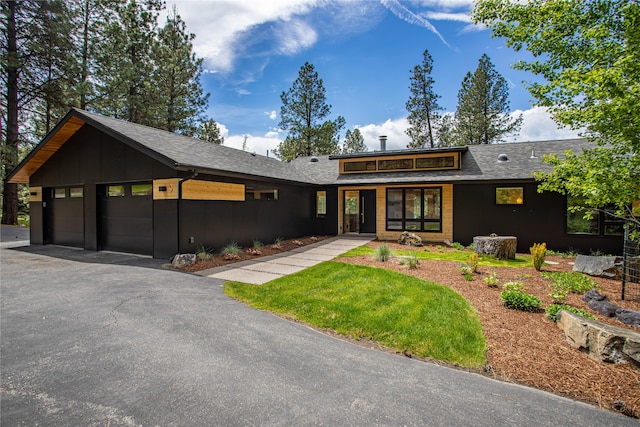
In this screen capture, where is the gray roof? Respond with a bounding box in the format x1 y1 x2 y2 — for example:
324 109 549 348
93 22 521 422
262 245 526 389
290 139 593 185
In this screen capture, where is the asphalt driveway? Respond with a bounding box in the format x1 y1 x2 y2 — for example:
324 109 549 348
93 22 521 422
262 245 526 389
1 242 635 426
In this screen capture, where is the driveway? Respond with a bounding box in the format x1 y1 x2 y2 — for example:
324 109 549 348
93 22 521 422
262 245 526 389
1 242 635 426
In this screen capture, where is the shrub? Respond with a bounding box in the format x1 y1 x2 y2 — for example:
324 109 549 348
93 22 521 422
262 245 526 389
220 241 241 256
399 252 419 269
545 304 596 322
500 290 542 312
450 242 465 250
253 240 264 250
467 252 479 273
530 242 547 271
502 281 524 292
374 244 392 262
541 271 600 294
196 244 212 262
484 271 499 288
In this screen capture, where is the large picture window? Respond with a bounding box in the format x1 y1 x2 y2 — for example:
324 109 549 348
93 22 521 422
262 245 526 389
567 196 624 236
386 187 441 232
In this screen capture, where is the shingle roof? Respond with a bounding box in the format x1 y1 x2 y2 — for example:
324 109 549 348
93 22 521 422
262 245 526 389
10 108 592 187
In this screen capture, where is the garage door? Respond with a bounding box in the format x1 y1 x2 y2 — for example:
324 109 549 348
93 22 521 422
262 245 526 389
98 182 153 255
44 186 85 247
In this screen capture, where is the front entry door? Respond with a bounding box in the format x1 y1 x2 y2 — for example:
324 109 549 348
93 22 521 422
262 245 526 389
344 190 376 234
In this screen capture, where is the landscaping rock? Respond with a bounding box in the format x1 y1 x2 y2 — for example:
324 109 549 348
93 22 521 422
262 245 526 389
557 310 640 368
588 300 620 317
398 231 423 247
582 289 608 302
171 253 196 268
473 235 516 260
615 309 640 329
573 255 621 278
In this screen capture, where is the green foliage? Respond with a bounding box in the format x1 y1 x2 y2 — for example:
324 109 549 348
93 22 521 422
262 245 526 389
502 281 524 292
196 244 212 262
374 244 392 262
399 252 420 269
545 304 596 322
220 241 241 256
197 119 224 144
274 62 345 161
473 0 640 236
405 49 442 148
252 240 264 250
541 271 600 295
467 252 479 273
342 128 367 154
500 290 542 312
450 242 465 250
452 54 522 145
530 242 547 271
273 237 284 245
225 262 487 368
484 271 499 288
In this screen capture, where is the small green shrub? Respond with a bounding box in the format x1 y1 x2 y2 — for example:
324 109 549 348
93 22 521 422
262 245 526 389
541 271 600 294
274 237 284 245
459 264 473 275
502 281 524 292
500 290 542 312
545 304 596 322
467 252 479 273
374 244 392 262
196 244 212 262
253 240 264 250
549 289 569 304
450 242 465 250
484 271 499 288
401 252 419 269
463 273 474 281
530 242 547 271
220 241 241 256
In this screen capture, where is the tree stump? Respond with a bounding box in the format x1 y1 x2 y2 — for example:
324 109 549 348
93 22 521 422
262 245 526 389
473 235 517 260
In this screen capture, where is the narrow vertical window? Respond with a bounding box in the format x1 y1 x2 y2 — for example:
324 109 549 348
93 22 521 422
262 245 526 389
316 191 327 216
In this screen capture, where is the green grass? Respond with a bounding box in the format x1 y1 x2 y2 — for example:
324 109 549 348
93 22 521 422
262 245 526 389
225 262 486 368
339 245 530 268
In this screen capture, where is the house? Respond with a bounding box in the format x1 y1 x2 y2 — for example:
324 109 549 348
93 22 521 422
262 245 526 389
8 108 625 258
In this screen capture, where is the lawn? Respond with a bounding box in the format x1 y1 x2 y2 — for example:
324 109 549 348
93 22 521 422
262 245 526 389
224 261 486 368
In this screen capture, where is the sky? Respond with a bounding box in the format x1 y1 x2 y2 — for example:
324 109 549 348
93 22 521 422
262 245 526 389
162 0 580 156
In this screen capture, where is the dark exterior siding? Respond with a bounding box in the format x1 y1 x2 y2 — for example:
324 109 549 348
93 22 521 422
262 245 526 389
453 182 623 255
311 187 339 236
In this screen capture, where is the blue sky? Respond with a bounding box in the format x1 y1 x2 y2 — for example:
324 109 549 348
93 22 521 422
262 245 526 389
164 0 579 156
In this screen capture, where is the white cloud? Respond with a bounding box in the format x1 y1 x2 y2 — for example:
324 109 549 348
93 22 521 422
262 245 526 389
223 133 282 157
265 110 277 120
356 118 411 151
507 107 581 142
274 19 317 55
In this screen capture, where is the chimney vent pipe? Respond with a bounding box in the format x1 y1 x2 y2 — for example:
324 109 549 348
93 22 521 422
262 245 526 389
379 135 387 151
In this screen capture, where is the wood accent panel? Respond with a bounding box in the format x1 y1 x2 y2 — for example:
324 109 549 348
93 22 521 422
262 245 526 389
9 116 86 184
153 178 181 200
182 180 245 201
29 186 42 203
339 152 460 175
337 184 453 242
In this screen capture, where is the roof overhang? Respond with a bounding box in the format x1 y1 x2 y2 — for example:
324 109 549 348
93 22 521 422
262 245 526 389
8 114 86 184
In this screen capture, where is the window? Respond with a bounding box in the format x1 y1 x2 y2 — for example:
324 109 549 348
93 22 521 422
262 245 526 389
108 185 125 197
496 187 524 205
344 161 376 172
54 188 66 199
567 196 625 236
386 187 441 232
316 191 327 216
131 183 152 196
70 187 83 198
378 158 413 171
416 156 455 169
246 187 278 200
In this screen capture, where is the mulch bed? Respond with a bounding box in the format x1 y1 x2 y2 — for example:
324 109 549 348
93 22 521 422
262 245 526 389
182 237 640 419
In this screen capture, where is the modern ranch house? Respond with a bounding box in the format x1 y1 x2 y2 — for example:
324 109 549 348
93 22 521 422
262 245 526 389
8 109 626 259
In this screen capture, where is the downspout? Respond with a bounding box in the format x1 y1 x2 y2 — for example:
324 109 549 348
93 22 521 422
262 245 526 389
177 170 198 254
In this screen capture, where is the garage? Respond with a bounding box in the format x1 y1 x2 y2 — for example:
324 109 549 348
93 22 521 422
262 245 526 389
43 186 85 248
98 182 153 256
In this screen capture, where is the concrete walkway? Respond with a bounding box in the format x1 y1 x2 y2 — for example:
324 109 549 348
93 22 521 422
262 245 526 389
195 236 372 284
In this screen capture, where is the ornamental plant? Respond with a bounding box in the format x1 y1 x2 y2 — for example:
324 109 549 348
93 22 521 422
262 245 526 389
530 242 547 271
545 304 596 322
500 290 542 312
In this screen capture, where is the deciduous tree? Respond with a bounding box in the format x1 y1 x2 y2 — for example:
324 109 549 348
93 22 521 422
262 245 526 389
474 0 640 231
274 62 344 161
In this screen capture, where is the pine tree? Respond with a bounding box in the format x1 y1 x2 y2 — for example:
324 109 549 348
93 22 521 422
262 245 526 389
274 62 345 161
198 119 224 144
152 5 209 135
342 128 367 153
454 54 522 145
405 49 442 148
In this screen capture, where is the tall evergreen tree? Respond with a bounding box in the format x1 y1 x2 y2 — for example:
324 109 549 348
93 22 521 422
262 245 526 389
274 62 345 161
197 119 224 144
405 49 442 148
454 54 522 145
342 128 367 153
152 5 208 134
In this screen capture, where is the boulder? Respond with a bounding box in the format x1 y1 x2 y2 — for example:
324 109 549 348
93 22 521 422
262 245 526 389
473 235 517 260
573 255 621 278
588 300 620 317
582 289 608 303
557 310 640 368
398 231 423 247
171 253 196 268
615 309 640 329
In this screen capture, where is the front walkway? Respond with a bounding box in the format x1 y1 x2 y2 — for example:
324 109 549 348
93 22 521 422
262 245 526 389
195 236 372 284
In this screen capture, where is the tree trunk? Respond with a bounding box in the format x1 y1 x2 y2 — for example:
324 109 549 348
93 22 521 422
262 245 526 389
473 235 517 260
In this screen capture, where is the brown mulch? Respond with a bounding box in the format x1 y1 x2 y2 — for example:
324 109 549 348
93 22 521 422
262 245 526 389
182 237 640 418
